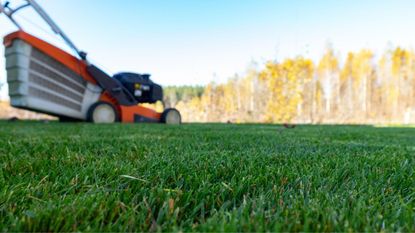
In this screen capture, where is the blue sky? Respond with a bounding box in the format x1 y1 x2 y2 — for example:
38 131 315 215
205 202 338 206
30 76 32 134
1 0 415 99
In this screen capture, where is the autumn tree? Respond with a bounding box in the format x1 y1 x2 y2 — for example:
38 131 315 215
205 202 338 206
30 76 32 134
260 57 314 123
317 47 340 119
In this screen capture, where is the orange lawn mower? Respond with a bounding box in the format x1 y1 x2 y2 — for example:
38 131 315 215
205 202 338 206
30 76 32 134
1 0 181 124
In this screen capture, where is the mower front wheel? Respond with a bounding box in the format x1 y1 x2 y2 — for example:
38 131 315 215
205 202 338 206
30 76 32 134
161 108 181 125
87 102 119 123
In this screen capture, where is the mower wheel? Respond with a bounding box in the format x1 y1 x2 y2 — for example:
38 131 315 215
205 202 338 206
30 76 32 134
87 102 119 123
161 108 181 125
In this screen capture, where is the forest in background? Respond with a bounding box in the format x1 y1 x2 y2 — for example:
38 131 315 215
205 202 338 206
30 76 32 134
2 47 415 124
164 47 415 124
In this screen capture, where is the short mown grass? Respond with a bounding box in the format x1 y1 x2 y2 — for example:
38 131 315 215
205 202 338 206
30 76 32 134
0 121 414 231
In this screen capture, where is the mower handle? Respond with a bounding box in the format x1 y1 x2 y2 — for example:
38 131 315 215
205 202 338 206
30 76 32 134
0 0 88 61
0 0 25 30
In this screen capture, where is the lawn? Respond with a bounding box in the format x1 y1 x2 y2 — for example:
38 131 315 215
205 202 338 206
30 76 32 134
0 121 414 231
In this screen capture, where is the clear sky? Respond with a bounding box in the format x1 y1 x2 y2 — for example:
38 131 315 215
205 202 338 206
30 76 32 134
1 0 415 99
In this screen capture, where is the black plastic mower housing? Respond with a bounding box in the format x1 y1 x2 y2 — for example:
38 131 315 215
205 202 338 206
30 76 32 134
113 72 163 104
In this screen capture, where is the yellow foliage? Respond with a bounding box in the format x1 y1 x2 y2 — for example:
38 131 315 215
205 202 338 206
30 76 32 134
164 46 415 124
260 57 314 123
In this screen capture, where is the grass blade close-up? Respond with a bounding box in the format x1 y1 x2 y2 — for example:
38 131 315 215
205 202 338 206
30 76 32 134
0 121 414 231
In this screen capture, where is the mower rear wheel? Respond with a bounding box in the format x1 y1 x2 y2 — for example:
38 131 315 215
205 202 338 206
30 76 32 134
161 108 181 125
87 102 119 123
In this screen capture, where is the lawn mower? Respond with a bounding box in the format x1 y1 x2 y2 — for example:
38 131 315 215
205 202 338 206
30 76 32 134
0 0 181 124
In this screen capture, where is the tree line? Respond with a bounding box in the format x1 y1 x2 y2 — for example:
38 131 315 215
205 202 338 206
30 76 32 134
163 47 415 124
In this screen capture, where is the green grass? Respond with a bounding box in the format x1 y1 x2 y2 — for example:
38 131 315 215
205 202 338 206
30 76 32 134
0 122 414 232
